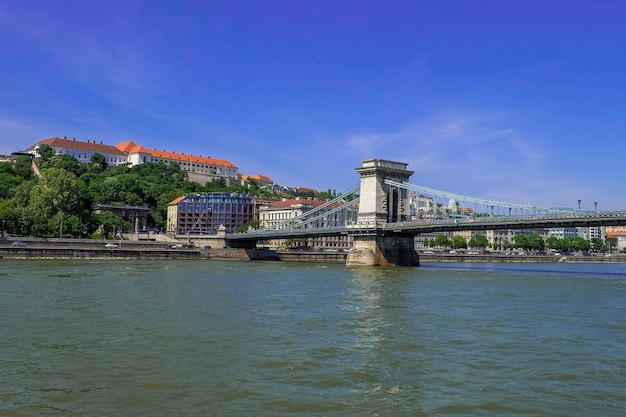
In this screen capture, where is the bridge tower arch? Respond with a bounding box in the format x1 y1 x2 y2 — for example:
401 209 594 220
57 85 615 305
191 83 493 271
347 159 419 267
355 159 414 226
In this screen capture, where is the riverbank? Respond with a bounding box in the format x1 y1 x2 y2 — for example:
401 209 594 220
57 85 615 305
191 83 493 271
0 237 347 262
418 252 626 263
0 237 201 260
1 237 624 263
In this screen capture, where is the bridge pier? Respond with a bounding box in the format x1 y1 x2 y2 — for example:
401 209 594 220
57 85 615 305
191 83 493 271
346 159 419 266
347 233 419 267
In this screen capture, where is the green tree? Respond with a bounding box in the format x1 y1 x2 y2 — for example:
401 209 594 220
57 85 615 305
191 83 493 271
20 205 49 236
0 161 13 175
573 237 591 252
248 178 261 191
30 168 82 218
14 156 33 180
451 235 467 249
14 168 83 237
557 237 590 252
607 238 618 253
526 232 545 252
63 214 86 237
207 177 228 190
0 168 22 199
0 199 16 236
433 234 451 248
11 179 36 210
546 236 560 251
57 154 87 177
166 161 187 182
235 220 261 233
89 153 108 173
468 234 489 249
513 234 528 250
97 211 131 238
36 144 55 168
557 237 571 252
284 238 308 249
591 237 605 252
317 190 336 200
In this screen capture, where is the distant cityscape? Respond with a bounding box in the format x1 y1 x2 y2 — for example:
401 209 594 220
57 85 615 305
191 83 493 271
2 136 626 253
0 136 336 246
13 136 318 196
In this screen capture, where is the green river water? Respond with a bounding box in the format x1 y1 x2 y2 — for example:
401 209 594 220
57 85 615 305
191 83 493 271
1 259 625 416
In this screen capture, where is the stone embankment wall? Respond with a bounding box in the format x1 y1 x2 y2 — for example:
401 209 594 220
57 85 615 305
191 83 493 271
418 253 626 263
2 237 623 264
0 237 200 260
0 246 201 260
201 248 347 263
0 238 347 262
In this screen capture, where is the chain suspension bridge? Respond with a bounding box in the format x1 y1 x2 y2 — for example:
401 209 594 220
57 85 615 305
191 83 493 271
229 159 626 266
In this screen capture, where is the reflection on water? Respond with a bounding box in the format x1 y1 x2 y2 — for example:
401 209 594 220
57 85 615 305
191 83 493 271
1 259 625 416
342 268 424 410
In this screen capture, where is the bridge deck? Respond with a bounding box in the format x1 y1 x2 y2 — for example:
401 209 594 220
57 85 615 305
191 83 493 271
229 212 626 241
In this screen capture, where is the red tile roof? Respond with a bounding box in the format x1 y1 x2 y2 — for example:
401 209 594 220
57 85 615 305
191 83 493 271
116 140 237 169
33 137 127 156
295 186 319 194
269 199 326 209
241 174 273 183
168 196 186 206
115 140 137 153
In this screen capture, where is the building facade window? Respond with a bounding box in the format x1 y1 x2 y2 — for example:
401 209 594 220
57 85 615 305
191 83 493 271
170 192 254 235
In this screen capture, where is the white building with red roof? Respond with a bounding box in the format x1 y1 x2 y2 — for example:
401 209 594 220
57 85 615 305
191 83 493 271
240 173 273 187
26 137 240 185
116 140 239 185
27 137 129 166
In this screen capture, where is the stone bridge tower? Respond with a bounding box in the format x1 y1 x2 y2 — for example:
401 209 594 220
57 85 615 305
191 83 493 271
346 159 419 267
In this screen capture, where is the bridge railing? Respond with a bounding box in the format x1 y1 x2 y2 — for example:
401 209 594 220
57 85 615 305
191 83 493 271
385 179 583 215
386 210 626 229
232 187 361 237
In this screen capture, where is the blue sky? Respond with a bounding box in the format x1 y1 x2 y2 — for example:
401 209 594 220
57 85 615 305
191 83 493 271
1 1 625 209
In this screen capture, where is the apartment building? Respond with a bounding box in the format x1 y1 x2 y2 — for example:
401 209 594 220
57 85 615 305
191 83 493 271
167 192 254 235
258 198 326 228
548 227 579 239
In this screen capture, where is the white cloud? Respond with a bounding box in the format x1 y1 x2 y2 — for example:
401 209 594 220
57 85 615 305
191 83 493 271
333 108 593 207
344 108 546 174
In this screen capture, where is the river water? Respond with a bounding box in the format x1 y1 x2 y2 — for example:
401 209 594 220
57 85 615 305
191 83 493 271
1 259 625 416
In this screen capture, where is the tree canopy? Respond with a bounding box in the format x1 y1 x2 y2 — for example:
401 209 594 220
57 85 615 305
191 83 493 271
0 153 329 238
468 234 489 249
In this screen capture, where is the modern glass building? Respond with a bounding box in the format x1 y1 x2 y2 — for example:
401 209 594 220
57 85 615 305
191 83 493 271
168 193 254 235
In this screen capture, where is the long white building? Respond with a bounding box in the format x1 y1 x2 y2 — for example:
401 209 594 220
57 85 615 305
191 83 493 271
26 137 241 185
